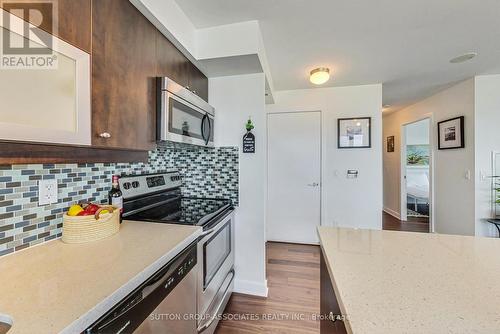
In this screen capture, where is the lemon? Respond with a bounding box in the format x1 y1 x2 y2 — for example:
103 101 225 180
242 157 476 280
68 204 84 216
100 210 110 215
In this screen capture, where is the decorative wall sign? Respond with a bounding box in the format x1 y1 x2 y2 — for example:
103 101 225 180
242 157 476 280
243 132 255 153
338 117 371 148
243 118 255 153
387 136 395 152
438 116 464 150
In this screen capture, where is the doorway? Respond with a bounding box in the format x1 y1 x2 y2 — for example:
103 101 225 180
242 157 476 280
267 111 322 244
401 118 431 231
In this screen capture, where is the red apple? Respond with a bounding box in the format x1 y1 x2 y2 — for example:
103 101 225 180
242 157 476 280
85 204 100 214
77 210 94 216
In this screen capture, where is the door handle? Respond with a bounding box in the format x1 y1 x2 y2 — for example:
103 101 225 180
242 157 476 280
205 116 212 146
201 113 208 143
307 183 320 187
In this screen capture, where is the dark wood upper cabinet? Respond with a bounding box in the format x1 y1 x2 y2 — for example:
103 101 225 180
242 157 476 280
0 0 91 53
91 0 157 151
156 33 190 88
1 0 209 164
156 34 209 102
189 63 209 102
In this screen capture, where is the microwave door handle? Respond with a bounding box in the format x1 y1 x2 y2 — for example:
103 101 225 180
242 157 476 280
205 115 212 145
201 113 208 143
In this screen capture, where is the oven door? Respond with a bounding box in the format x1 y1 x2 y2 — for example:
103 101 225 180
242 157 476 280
160 91 214 147
197 211 234 318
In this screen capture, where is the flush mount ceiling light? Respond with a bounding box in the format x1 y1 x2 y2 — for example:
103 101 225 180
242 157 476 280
450 52 477 64
310 67 330 85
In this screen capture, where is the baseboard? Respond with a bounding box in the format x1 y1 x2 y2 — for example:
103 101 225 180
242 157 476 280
266 238 319 245
383 207 401 219
233 279 268 297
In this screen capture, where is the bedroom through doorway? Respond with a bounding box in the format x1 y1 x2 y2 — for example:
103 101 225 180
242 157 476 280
401 118 431 230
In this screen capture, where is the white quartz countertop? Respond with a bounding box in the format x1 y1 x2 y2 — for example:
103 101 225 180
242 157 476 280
318 227 500 334
0 221 202 334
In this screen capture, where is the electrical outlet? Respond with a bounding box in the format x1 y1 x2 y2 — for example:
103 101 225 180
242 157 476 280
38 179 58 206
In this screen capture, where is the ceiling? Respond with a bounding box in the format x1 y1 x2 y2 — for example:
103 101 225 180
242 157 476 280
175 0 500 110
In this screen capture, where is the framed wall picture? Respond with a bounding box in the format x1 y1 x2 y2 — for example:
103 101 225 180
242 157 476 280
338 117 371 148
387 136 395 152
438 116 464 150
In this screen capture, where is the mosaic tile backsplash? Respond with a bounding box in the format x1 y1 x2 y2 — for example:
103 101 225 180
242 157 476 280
0 142 239 257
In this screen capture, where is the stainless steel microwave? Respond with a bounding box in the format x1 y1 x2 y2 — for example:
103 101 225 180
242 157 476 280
157 77 215 147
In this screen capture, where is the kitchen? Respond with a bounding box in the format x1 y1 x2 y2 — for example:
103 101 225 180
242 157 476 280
1 1 500 334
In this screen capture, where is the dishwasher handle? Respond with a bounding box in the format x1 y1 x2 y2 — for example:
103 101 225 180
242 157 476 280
141 245 195 299
85 242 197 334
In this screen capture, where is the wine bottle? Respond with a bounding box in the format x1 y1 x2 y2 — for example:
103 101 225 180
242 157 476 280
108 175 123 222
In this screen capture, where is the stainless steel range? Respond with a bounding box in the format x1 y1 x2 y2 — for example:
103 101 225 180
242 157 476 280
119 172 235 334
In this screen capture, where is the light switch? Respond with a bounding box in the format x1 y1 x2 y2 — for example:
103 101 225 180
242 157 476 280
347 170 359 179
39 179 58 206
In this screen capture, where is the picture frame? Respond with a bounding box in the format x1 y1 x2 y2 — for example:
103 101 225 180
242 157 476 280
387 136 395 152
438 116 464 150
338 117 371 149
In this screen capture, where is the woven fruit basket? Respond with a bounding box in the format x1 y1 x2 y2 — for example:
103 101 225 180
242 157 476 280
62 205 120 244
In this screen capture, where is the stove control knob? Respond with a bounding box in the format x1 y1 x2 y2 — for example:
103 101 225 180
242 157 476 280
123 182 131 190
132 181 140 188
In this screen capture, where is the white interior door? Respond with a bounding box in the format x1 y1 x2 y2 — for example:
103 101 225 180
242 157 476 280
267 112 321 244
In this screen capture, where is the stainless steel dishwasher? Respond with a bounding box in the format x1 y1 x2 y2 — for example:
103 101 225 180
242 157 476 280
85 241 198 334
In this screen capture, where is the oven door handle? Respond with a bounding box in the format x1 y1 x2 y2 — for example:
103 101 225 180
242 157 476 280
198 210 232 239
199 226 217 239
197 269 235 333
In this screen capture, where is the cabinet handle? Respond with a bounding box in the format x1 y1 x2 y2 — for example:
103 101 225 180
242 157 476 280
99 132 111 139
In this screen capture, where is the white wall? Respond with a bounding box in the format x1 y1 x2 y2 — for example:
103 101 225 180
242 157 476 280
474 75 500 238
383 79 475 235
266 84 383 230
197 21 261 60
209 73 268 297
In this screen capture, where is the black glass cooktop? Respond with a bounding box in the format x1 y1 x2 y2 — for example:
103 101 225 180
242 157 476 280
124 195 232 227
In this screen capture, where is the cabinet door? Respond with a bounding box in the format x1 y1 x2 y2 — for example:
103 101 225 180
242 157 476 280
0 8 91 146
320 251 348 334
92 0 156 150
156 33 190 89
189 63 209 102
0 0 91 53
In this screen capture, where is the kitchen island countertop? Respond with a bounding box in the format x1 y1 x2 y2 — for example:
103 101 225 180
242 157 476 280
318 227 500 334
0 221 201 334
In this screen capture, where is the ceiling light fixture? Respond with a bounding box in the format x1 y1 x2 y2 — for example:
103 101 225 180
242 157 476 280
310 67 330 85
450 52 477 64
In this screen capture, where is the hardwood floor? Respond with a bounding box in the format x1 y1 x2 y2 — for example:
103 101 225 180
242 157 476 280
216 242 320 334
383 211 429 233
216 219 427 333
